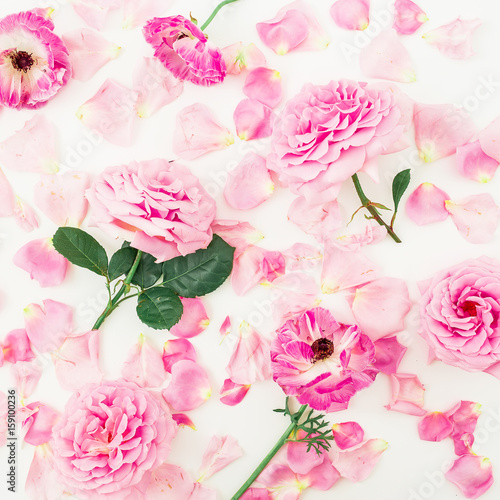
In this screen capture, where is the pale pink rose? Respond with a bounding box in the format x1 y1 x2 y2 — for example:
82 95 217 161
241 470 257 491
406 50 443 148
143 15 226 86
268 80 403 202
419 257 500 375
52 380 176 500
86 160 216 262
0 10 71 108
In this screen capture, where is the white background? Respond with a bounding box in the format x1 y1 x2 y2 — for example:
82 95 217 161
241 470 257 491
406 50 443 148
1 0 500 499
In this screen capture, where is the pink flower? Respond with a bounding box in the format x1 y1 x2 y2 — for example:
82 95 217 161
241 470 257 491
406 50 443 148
271 307 377 412
393 0 428 35
0 10 71 108
330 0 370 31
268 80 403 202
419 257 500 375
86 160 216 262
143 15 226 86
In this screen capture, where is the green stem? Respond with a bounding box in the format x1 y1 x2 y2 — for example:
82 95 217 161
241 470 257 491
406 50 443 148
201 0 240 31
231 405 308 500
351 174 402 243
92 251 143 330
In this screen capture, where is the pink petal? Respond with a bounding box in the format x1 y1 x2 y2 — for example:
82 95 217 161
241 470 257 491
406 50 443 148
261 251 286 282
77 78 139 147
145 464 194 500
26 444 67 500
372 336 407 375
331 422 365 450
190 483 217 500
220 316 232 338
299 455 340 490
20 402 59 446
222 42 267 75
445 194 500 244
394 0 428 35
220 379 251 406
479 116 500 163
163 338 197 373
334 223 387 251
11 361 43 399
62 28 120 81
359 29 416 83
24 299 73 353
162 359 211 411
170 297 209 338
14 198 39 232
456 141 499 183
240 489 271 500
0 168 16 216
405 183 450 226
257 463 303 498
134 57 184 118
445 455 493 499
234 99 274 141
34 172 90 227
243 67 282 109
386 373 426 416
72 0 120 30
13 238 68 287
418 412 453 442
198 435 243 482
122 0 170 29
3 329 35 363
446 400 482 439
271 273 318 322
286 1 330 51
172 413 196 430
286 431 323 474
122 334 166 388
224 153 274 210
414 102 475 162
283 243 323 271
424 18 481 59
174 103 234 159
0 115 58 173
212 220 263 258
330 0 370 31
454 433 475 456
231 246 267 296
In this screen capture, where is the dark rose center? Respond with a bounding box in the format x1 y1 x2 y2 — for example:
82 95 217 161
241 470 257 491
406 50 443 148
462 300 478 317
176 32 190 41
311 338 334 362
10 50 34 72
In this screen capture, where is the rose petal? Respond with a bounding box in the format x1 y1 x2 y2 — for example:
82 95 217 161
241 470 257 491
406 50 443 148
418 412 453 442
405 183 450 226
26 445 67 500
446 400 482 438
220 379 251 406
14 198 39 232
456 141 499 183
372 337 408 375
20 402 59 446
479 116 500 163
386 373 426 416
283 243 323 271
394 0 428 35
445 455 493 499
3 329 35 363
330 0 370 31
170 297 209 338
331 422 365 450
212 220 263 258
234 99 274 141
163 338 197 373
0 168 16 216
222 42 267 75
72 0 120 30
11 361 43 400
145 463 194 500
243 67 282 109
198 435 243 482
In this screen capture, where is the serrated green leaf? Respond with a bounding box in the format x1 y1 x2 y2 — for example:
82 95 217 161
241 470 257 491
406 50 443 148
136 288 183 330
108 247 137 281
53 227 108 276
131 252 163 289
392 169 411 213
162 235 235 298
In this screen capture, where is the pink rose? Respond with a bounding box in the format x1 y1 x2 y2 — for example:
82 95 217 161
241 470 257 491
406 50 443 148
143 15 226 86
86 160 216 262
419 256 500 376
52 380 176 499
268 80 403 202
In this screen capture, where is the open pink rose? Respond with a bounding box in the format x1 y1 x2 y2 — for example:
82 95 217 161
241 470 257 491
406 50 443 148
419 256 500 376
52 380 176 499
86 160 216 262
268 80 403 202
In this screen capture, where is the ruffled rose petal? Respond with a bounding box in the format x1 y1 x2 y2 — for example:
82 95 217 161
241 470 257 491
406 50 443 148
170 297 209 338
174 103 234 159
72 0 120 31
212 220 263 258
243 67 282 109
26 445 66 500
418 412 453 442
20 402 59 446
446 401 482 438
13 238 68 287
220 379 251 406
386 373 426 416
234 99 274 141
373 337 407 375
122 0 168 29
283 243 323 271
445 455 493 499
162 359 211 411
414 103 475 162
222 42 267 75
3 329 35 363
359 29 416 83
330 0 370 31
394 0 428 35
0 115 58 173
445 194 500 244
198 435 243 482
224 153 274 210
423 18 481 59
331 422 365 450
456 141 499 183
11 361 42 399
163 338 197 373
405 183 450 226
122 334 166 388
479 116 500 163
76 78 139 147
62 28 120 81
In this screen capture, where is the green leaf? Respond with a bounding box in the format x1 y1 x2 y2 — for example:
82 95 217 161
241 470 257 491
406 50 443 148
162 235 235 298
131 252 163 289
136 288 183 330
370 202 391 211
53 227 108 276
392 169 411 213
108 247 137 281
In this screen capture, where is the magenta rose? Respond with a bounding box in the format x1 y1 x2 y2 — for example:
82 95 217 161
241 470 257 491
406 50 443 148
271 307 377 412
86 160 216 262
268 79 404 202
419 256 500 376
143 15 226 86
51 380 176 500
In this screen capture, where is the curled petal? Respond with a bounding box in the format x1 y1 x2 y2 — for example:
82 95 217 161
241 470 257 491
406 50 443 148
454 433 475 456
243 67 282 109
479 116 500 163
170 297 209 338
163 338 197 373
234 99 274 141
386 373 426 416
405 183 450 226
330 0 370 31
446 400 482 439
418 412 453 442
3 329 35 363
212 220 263 258
372 337 407 375
445 455 493 499
394 0 428 35
456 141 499 183
220 379 251 406
20 402 59 446
198 435 243 482
222 43 267 75
331 421 365 450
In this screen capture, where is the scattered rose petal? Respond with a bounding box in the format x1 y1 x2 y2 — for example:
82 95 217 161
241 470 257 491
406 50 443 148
373 337 407 375
331 422 365 450
190 482 217 500
478 116 500 163
220 379 251 406
334 224 387 251
330 0 370 31
445 455 493 499
26 444 67 500
405 183 450 226
271 273 318 322
240 488 271 500
446 401 482 439
243 67 282 108
283 243 323 271
172 413 196 430
212 220 263 258
286 430 324 474
222 42 267 75
456 141 499 183
198 435 243 482
3 329 35 364
11 361 43 400
220 316 232 338
386 373 426 416
72 0 120 31
163 338 197 373
20 402 59 446
170 297 209 338
234 99 274 141
394 0 428 35
418 412 453 442
145 463 194 500
231 246 268 296
454 433 475 456
261 251 286 282
14 198 39 232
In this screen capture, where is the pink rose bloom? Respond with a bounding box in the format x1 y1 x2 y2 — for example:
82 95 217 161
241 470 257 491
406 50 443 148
52 380 176 500
268 80 403 202
0 10 71 108
143 15 225 86
419 256 500 376
86 160 216 262
271 307 377 412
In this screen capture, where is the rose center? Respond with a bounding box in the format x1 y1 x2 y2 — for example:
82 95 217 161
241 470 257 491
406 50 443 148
10 50 34 72
311 338 334 362
462 300 478 317
176 32 190 41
